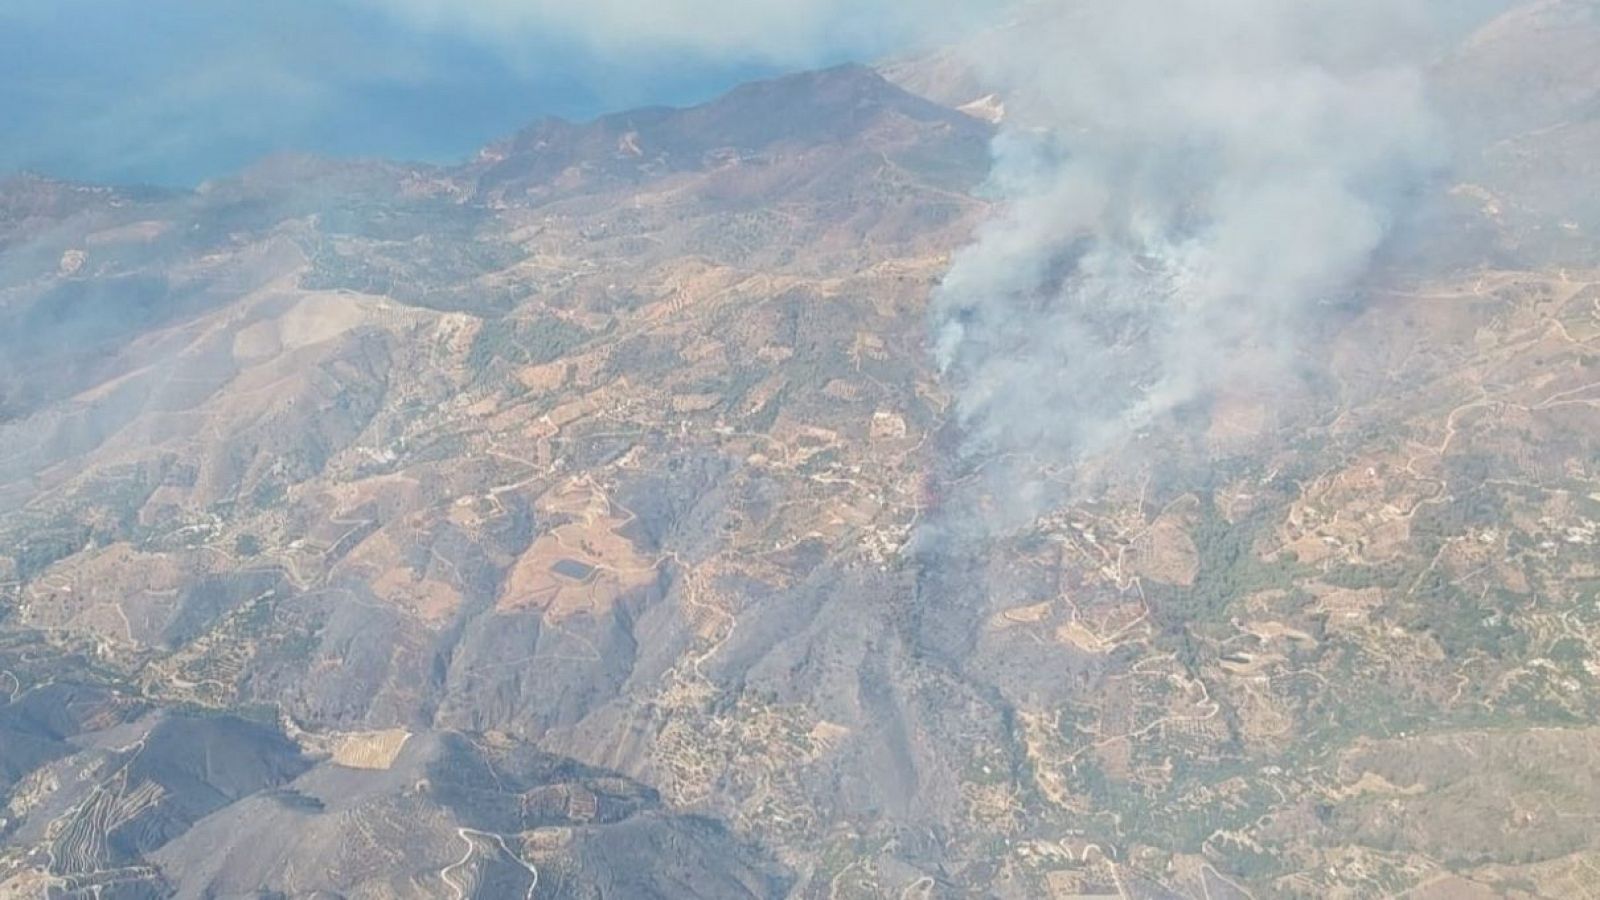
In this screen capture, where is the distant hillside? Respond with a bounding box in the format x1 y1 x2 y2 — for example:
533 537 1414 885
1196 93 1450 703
2 8 1599 896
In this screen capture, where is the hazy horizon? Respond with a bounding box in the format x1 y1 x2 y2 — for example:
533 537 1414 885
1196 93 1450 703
1 0 972 187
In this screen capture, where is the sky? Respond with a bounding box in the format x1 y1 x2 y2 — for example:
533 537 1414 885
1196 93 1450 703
0 0 985 187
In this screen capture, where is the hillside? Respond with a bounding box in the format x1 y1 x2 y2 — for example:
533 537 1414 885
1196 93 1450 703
2 12 1599 898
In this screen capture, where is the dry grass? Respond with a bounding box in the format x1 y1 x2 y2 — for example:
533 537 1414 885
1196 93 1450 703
332 729 412 770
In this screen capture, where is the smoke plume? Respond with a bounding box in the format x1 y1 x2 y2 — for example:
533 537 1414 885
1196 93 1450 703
932 0 1456 524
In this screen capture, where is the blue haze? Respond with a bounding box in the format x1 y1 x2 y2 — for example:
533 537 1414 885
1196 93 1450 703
0 0 824 186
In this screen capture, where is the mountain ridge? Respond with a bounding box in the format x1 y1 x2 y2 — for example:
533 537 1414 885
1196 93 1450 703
3 13 1600 897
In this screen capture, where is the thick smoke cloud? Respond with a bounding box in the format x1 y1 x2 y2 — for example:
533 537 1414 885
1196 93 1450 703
932 0 1458 524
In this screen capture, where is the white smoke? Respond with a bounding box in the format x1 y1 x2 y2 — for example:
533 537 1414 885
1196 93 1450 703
932 0 1454 517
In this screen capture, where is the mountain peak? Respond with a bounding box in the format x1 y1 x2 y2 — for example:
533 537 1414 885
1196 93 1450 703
468 62 990 199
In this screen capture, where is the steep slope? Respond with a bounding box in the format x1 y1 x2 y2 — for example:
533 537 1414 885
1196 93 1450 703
1433 0 1600 265
0 65 993 896
1 22 1598 899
